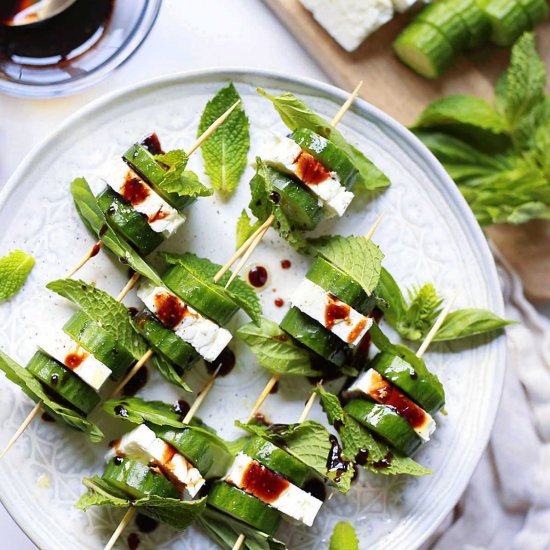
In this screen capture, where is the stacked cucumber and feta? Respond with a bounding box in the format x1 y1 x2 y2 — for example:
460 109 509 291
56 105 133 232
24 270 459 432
394 0 548 78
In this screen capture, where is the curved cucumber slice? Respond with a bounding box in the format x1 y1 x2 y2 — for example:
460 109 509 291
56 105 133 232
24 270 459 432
151 425 231 478
447 0 491 48
371 352 444 415
162 265 239 326
63 311 134 381
124 143 194 212
291 128 358 189
417 2 470 52
102 457 179 499
306 256 376 316
344 399 422 456
26 351 100 415
207 481 281 536
243 437 312 488
478 0 529 46
97 187 163 256
280 307 351 367
133 309 199 372
393 22 455 79
516 0 549 26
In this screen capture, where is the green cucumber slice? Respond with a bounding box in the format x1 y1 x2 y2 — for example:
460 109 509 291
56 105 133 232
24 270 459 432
280 307 351 367
290 128 358 189
207 481 281 536
243 437 312 488
123 143 194 212
162 265 239 326
371 351 445 414
102 457 179 499
477 0 530 46
97 187 163 256
306 256 376 316
416 2 470 52
516 0 549 26
449 0 491 48
63 311 134 381
150 425 232 478
344 399 422 456
26 351 100 415
133 309 199 372
393 22 455 79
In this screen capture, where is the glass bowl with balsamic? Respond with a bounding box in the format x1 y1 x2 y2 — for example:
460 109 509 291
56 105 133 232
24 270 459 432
0 0 161 97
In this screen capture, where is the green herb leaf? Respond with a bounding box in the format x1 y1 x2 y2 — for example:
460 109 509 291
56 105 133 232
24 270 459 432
236 419 355 493
77 476 206 531
236 209 262 249
258 89 390 190
0 250 35 302
433 309 515 342
237 318 320 377
155 149 189 167
198 83 250 195
0 351 103 441
315 386 430 477
329 522 359 550
375 267 407 327
46 278 147 360
71 178 163 286
308 235 384 294
158 166 212 198
399 283 443 341
160 252 262 324
150 352 192 392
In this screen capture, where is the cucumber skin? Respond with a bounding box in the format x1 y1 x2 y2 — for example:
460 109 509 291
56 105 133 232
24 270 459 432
393 22 455 79
97 187 163 256
344 399 422 456
477 0 530 46
63 311 134 381
207 481 281 536
291 128 358 189
162 265 239 326
102 457 179 499
306 256 376 316
280 307 351 368
516 0 549 26
243 437 312 488
26 351 100 415
450 0 492 48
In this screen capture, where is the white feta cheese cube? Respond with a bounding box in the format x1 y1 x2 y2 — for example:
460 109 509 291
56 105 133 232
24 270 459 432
300 0 394 52
225 453 323 526
38 332 111 391
137 283 232 362
291 279 372 345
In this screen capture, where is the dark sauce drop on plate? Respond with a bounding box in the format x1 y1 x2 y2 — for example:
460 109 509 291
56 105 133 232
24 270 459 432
136 513 159 534
280 259 291 269
248 265 268 289
173 399 190 418
127 532 140 550
122 366 148 397
205 346 235 377
303 478 326 502
0 0 114 66
274 298 284 307
41 412 55 423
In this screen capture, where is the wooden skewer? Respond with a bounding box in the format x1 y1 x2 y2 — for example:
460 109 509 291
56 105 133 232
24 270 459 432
298 389 319 424
104 507 135 550
116 272 141 302
232 533 246 550
331 81 363 127
109 349 154 399
0 401 42 460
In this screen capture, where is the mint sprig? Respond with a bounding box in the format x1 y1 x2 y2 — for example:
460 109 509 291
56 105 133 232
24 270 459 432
155 150 212 198
0 250 35 302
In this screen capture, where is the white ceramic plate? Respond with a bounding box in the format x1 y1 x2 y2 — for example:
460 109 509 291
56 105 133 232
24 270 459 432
0 69 505 550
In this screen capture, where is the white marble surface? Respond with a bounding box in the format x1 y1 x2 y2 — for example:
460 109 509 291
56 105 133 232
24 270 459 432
0 1 324 547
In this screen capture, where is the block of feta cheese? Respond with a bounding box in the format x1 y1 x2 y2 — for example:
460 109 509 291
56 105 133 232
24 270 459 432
291 278 372 345
107 424 205 497
38 332 111 391
261 134 354 217
300 0 394 52
348 369 436 440
101 160 185 237
225 453 323 527
137 283 232 362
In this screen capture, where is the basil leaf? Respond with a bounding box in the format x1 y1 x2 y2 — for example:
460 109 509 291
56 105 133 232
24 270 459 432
433 309 515 342
0 250 35 302
71 178 163 286
258 89 390 190
0 351 103 442
329 522 359 550
236 209 262 249
375 267 407 327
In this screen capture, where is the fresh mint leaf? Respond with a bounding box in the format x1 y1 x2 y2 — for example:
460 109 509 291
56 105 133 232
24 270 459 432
307 235 384 294
155 149 189 167
0 351 103 441
0 250 35 302
400 283 443 341
71 178 163 285
150 352 192 392
236 419 354 493
258 89 390 190
158 166 212 198
433 309 515 342
329 522 359 550
46 278 147 360
237 318 321 377
236 209 262 249
198 83 250 195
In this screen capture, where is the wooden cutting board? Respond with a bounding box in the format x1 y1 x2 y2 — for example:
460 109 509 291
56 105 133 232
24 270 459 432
265 0 550 302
